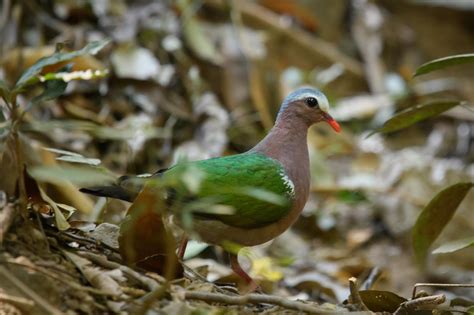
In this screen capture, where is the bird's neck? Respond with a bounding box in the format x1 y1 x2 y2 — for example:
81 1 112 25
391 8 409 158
251 114 310 174
250 113 311 230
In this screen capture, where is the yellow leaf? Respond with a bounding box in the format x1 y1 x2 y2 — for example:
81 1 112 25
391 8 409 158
250 257 283 282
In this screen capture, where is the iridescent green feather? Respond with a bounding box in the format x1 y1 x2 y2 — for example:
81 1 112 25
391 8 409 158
163 153 294 228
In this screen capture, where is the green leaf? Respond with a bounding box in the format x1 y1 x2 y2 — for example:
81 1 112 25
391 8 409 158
43 147 82 157
0 79 10 100
56 155 101 166
358 290 407 313
36 68 109 83
432 236 474 254
30 165 116 186
26 77 68 111
368 100 461 137
56 203 77 219
412 182 473 265
15 39 111 88
38 186 70 230
414 53 474 77
44 147 102 166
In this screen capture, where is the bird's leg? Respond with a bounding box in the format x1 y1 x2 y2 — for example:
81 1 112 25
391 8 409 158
177 236 188 260
229 253 259 293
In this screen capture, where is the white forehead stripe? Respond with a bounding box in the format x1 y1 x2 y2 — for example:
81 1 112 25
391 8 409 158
278 88 331 119
293 92 329 113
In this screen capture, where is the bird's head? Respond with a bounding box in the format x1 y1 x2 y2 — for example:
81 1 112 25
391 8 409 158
277 88 341 132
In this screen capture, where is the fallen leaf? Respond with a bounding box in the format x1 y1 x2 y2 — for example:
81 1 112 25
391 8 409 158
358 290 407 313
250 256 283 282
64 251 122 296
119 185 182 278
38 186 70 231
88 223 120 250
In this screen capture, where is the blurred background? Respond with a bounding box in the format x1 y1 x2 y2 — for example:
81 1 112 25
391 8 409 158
1 0 473 311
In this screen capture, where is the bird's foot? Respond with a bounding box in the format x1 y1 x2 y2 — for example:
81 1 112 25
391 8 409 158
229 253 262 294
177 236 188 260
242 280 262 294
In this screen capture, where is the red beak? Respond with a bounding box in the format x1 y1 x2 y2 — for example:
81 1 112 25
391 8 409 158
322 112 341 133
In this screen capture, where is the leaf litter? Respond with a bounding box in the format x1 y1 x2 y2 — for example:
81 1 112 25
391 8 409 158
0 0 474 314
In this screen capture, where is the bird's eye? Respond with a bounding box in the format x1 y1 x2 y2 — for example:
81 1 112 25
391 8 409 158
305 97 319 108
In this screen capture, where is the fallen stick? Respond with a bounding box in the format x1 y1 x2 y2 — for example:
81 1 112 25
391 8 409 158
0 203 16 244
0 266 63 315
183 291 341 314
394 294 445 314
0 292 35 310
348 277 369 311
77 251 161 291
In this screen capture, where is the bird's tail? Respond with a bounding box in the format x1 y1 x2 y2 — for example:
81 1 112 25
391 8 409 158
79 184 135 202
80 174 153 202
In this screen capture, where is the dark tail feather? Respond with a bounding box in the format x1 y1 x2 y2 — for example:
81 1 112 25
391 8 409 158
79 185 135 202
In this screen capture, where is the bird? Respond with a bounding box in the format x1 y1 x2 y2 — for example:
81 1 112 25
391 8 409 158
80 87 340 291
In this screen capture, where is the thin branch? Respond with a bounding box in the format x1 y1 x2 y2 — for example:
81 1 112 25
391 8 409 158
45 229 119 253
130 282 170 315
0 203 16 244
33 210 50 252
1 96 13 112
0 266 63 315
76 251 160 291
348 277 369 311
183 291 340 314
0 292 35 310
360 267 382 290
412 283 474 299
0 260 116 296
394 294 445 314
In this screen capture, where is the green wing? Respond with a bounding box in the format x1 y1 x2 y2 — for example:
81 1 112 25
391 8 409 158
163 153 294 228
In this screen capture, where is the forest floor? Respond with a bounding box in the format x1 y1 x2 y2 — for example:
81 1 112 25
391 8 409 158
1 0 474 314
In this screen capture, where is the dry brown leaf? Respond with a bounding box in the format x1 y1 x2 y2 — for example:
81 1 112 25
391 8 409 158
64 251 123 296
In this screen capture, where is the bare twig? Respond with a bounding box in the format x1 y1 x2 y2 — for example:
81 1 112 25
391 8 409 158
394 294 445 314
348 277 370 311
130 283 170 315
0 266 63 315
77 251 160 291
0 292 35 310
412 283 474 299
0 203 16 244
360 267 382 290
33 210 50 252
183 291 339 314
46 229 119 253
1 259 116 296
